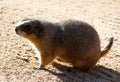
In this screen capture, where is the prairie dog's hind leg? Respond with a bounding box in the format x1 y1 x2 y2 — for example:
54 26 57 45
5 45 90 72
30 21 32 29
73 60 90 72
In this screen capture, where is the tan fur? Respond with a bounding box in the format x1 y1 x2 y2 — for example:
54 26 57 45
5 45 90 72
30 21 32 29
15 19 113 71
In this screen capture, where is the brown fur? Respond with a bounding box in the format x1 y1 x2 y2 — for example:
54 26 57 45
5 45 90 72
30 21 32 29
15 19 113 71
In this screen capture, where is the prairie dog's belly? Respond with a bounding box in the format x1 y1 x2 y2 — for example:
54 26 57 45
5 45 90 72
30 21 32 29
56 47 79 63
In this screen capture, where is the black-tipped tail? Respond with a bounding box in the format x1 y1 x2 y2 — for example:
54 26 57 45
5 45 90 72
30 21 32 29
101 37 114 57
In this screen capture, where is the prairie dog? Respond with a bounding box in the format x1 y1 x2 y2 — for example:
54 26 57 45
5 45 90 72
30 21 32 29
15 19 113 71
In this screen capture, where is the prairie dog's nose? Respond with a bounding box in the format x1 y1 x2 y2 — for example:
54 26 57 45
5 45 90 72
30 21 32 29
15 27 19 34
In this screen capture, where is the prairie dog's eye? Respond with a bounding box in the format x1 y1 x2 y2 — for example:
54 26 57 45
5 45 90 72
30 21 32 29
22 24 32 32
23 24 31 28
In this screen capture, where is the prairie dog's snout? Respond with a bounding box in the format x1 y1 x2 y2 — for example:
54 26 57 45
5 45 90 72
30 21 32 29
15 19 31 35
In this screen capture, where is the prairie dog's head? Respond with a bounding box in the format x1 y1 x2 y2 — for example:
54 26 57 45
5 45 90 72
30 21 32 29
15 19 45 39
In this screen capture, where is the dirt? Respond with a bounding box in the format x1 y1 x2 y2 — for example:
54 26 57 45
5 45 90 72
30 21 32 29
0 0 120 82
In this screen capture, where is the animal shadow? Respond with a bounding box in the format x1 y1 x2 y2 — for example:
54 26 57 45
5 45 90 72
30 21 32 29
45 62 120 82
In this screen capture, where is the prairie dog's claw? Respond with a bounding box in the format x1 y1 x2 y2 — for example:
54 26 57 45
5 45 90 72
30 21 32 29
33 66 45 70
34 57 39 60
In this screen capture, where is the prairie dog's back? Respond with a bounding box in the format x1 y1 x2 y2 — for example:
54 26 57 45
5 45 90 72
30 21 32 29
55 19 100 53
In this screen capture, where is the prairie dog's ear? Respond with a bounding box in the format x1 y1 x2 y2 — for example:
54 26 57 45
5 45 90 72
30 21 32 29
30 20 46 38
31 20 44 31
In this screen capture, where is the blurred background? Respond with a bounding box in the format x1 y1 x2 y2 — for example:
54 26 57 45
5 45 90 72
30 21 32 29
0 0 120 82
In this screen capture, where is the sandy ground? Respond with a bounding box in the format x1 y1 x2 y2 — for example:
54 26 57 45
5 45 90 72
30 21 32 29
0 0 120 82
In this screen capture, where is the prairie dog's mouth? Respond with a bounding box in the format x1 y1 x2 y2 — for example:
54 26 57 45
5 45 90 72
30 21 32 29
15 29 28 38
15 28 23 36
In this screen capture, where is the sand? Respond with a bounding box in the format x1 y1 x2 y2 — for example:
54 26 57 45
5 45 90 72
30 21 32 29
0 0 120 82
